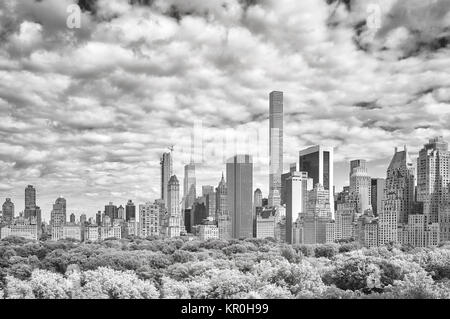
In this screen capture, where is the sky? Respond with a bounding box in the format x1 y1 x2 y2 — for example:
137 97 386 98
0 0 450 221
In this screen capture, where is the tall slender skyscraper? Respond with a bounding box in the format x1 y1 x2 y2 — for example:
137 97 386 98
299 145 334 218
161 152 173 207
349 159 372 214
417 137 450 224
166 175 182 238
379 146 415 244
215 173 227 218
269 91 283 202
227 155 253 239
184 161 196 209
215 173 230 239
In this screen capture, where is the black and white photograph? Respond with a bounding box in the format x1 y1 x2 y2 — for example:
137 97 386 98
1 0 450 306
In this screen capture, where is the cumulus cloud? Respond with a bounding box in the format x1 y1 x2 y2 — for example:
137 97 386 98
0 0 449 219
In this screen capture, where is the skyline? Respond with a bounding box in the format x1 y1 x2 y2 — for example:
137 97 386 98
1 0 450 218
1 135 446 222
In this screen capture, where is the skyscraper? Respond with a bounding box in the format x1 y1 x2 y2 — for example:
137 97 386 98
161 152 173 207
166 175 182 238
70 213 76 223
269 189 281 207
104 202 118 222
25 185 36 208
417 136 450 224
184 161 196 209
227 155 253 239
349 159 372 215
205 191 216 220
215 173 227 219
23 185 41 230
254 188 263 210
285 171 313 244
117 205 125 220
299 145 334 217
96 211 102 226
2 198 14 223
191 198 207 229
202 185 214 197
371 178 385 216
269 91 283 203
215 173 230 239
80 214 87 225
379 146 415 244
125 200 136 221
51 197 67 227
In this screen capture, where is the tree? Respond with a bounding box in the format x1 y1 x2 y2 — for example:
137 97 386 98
29 269 71 299
269 261 326 296
314 244 339 258
160 276 190 299
80 267 159 299
385 272 447 299
254 284 293 299
281 245 301 263
5 276 34 299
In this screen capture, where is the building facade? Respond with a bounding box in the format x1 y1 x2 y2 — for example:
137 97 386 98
161 152 173 207
2 198 14 223
285 171 313 243
125 200 136 221
269 91 283 203
256 207 277 239
184 162 196 209
379 147 415 244
349 160 372 214
139 202 160 238
299 145 334 218
227 155 253 239
417 137 450 224
165 175 183 238
371 178 386 216
50 197 67 227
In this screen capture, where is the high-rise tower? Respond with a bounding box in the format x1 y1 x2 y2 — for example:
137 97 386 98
227 155 253 239
126 200 136 221
184 161 196 209
166 175 182 238
50 197 67 227
417 137 450 224
269 91 283 202
25 185 36 209
379 146 415 244
299 145 334 218
349 159 372 215
285 171 313 243
161 152 173 207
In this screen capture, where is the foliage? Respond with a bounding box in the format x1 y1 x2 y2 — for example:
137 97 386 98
1 237 450 299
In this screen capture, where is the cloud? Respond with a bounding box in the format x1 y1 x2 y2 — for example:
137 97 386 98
0 0 449 219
